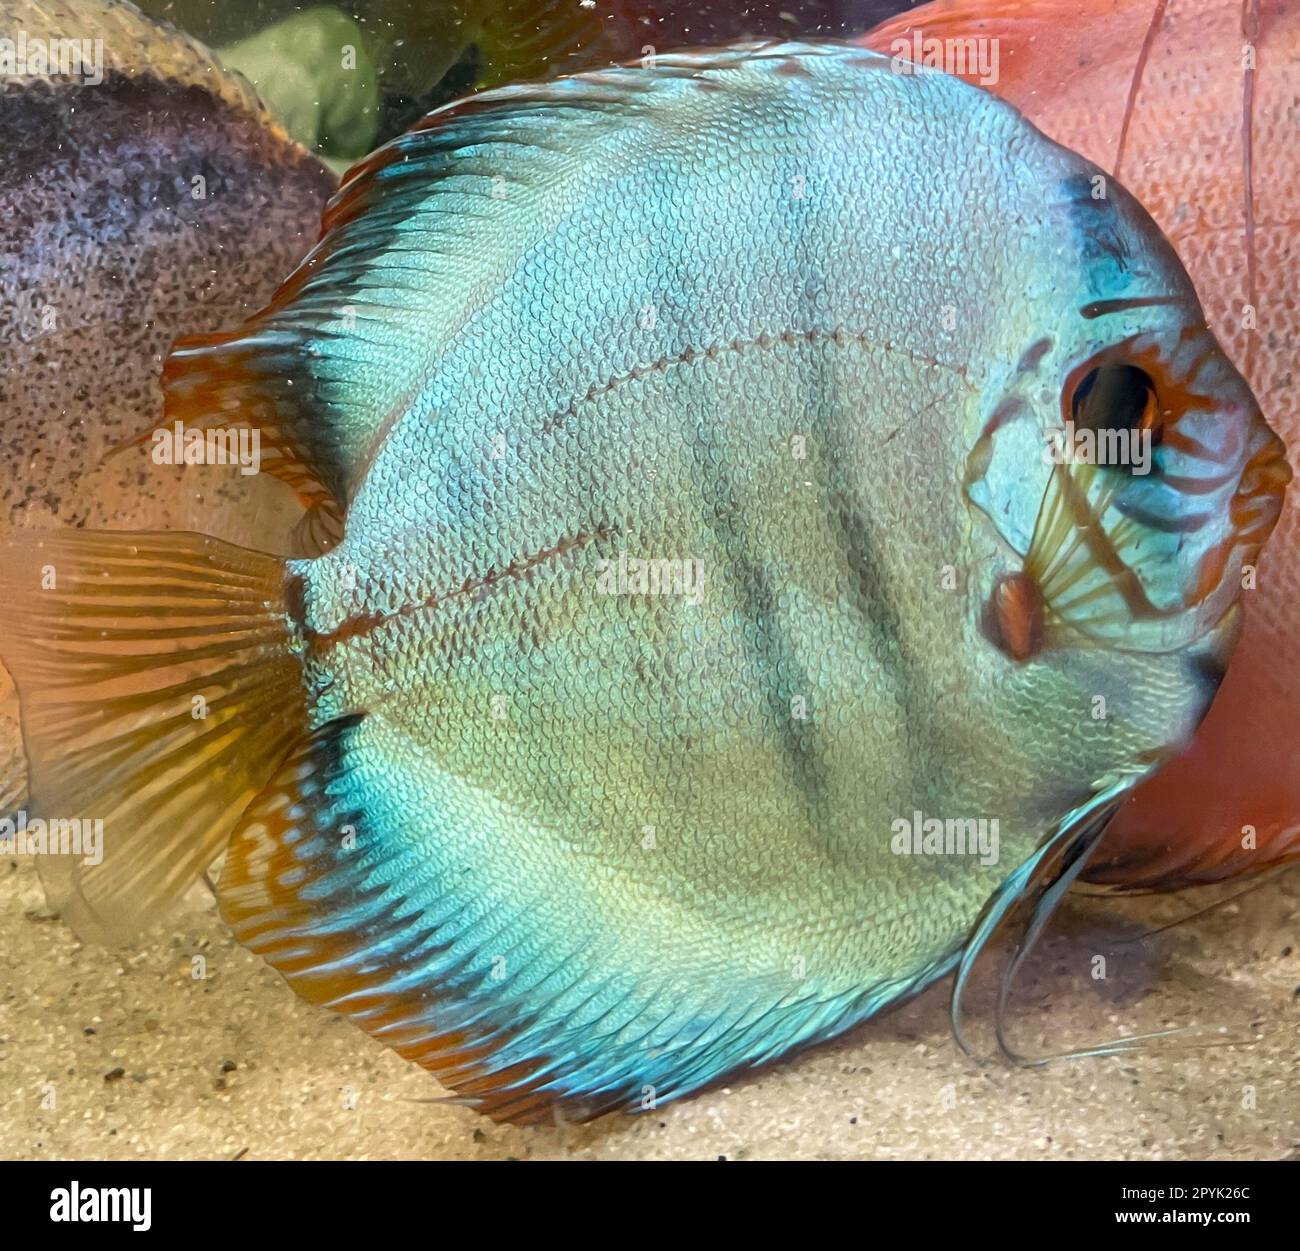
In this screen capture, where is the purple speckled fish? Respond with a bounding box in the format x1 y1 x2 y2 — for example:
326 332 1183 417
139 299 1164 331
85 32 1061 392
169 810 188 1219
0 0 334 815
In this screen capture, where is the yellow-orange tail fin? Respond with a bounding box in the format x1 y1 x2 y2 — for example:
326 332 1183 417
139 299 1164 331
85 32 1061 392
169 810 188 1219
0 531 306 944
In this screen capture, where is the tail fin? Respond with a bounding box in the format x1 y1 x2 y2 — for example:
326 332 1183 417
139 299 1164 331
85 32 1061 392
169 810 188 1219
0 531 307 945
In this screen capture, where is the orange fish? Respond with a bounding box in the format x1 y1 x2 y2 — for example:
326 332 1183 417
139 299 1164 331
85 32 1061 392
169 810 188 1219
863 0 1300 889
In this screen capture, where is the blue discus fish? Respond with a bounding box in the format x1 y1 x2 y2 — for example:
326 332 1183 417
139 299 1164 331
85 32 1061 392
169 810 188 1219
0 41 1286 1122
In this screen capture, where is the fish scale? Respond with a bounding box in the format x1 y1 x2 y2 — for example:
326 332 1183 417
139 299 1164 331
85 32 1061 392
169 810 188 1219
0 41 1285 1120
872 0 1300 890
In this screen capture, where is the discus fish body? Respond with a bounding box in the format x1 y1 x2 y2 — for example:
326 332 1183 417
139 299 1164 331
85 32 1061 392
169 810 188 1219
862 0 1300 889
0 43 1285 1121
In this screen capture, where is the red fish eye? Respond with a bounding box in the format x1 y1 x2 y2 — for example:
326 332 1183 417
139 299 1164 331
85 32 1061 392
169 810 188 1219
1069 362 1162 451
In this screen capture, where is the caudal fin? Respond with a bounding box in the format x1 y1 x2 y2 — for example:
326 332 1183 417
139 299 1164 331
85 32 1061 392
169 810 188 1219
0 531 307 944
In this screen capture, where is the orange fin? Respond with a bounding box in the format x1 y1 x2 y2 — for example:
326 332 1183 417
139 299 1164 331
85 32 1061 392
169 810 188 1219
0 531 305 944
158 327 346 539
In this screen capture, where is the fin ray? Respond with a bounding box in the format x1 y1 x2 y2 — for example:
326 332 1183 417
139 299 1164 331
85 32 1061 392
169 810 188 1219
950 783 1128 1059
0 531 304 944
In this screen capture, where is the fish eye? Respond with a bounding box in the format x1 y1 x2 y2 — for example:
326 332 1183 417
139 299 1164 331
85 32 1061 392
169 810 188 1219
1069 362 1161 450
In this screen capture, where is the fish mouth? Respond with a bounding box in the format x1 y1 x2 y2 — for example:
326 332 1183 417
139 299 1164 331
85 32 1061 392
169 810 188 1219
1023 328 1289 653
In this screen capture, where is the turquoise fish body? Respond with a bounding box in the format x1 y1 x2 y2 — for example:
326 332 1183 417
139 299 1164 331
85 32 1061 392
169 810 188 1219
3 42 1285 1121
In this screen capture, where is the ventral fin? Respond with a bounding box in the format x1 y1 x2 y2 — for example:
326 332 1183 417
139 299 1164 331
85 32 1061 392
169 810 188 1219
950 783 1130 1063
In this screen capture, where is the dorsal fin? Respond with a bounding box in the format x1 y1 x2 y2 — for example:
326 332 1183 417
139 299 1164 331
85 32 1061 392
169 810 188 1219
159 41 893 524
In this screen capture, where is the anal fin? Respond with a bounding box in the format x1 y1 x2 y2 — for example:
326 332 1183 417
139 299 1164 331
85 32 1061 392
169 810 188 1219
218 714 923 1125
218 715 580 1124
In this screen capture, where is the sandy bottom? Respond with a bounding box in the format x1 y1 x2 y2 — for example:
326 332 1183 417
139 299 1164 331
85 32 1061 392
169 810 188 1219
2 853 1296 1161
